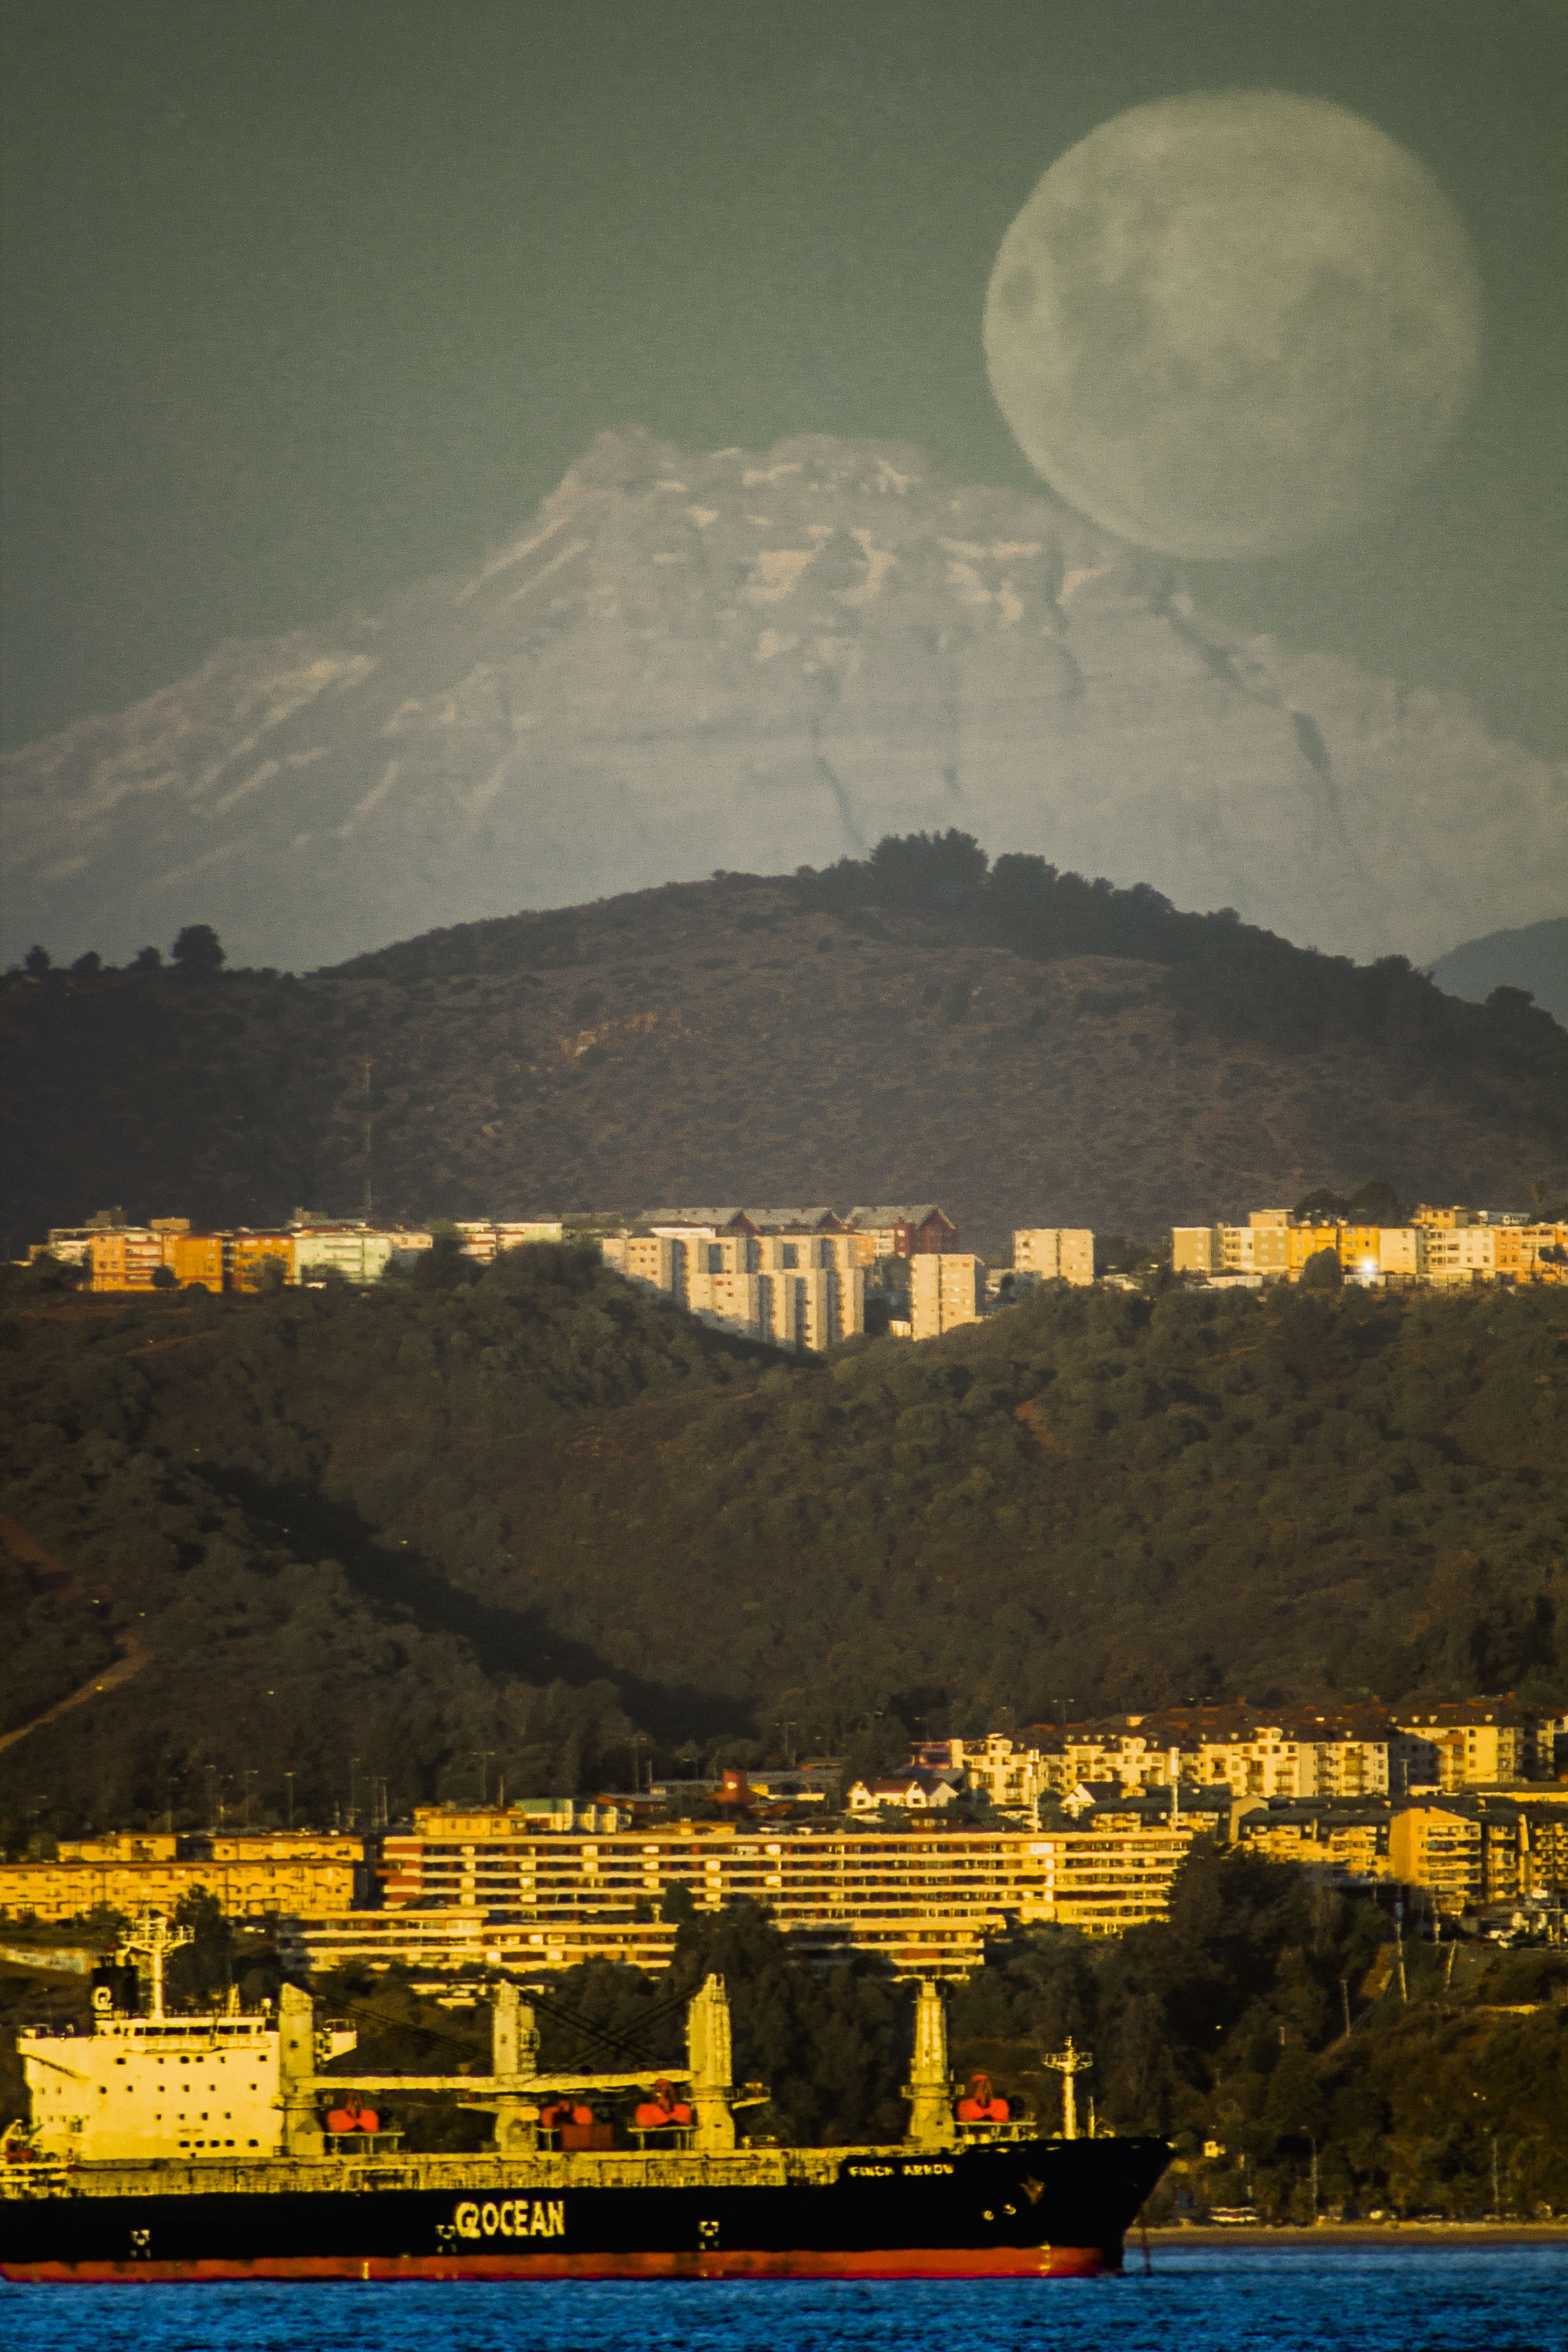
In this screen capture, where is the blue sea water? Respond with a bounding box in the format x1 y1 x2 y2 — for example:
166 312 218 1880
1 2250 1565 2352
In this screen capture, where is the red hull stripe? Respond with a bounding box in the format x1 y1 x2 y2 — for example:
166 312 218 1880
4 2246 1112 2283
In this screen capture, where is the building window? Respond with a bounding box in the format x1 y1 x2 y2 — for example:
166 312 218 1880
781 1245 798 1269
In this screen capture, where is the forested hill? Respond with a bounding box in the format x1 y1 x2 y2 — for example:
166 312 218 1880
5 833 1567 1257
2 1244 1564 1830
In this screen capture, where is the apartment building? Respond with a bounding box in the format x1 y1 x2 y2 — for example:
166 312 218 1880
1012 1230 1095 1286
293 1225 434 1284
1173 1205 1567 1288
1387 1804 1483 1915
227 1231 294 1291
1392 1700 1554 1790
0 1830 362 1924
1231 1801 1393 1882
847 1206 960 1259
453 1221 565 1262
909 1253 984 1341
599 1229 866 1351
88 1222 176 1290
951 1706 1393 1804
348 1808 1205 1975
166 1231 225 1292
1050 1814 1207 1931
1518 1806 1568 1901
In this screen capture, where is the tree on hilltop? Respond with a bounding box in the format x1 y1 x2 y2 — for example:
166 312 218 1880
172 924 225 974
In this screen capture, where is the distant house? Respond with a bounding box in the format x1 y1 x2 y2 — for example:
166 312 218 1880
640 1205 848 1238
640 1207 747 1237
846 1773 961 1813
735 1207 850 1235
848 1205 960 1259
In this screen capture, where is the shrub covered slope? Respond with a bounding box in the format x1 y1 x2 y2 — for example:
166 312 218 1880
5 834 1565 1257
1 1244 1564 1828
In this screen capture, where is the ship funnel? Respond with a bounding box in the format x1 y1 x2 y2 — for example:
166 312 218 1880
686 1973 737 2153
903 1979 955 2147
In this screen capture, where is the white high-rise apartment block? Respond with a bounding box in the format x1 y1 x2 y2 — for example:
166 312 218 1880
599 1229 864 1351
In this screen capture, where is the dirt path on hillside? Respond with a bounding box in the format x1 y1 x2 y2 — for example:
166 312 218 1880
0 1515 151 1755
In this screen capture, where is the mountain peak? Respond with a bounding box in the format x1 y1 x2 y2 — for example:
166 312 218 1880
4 431 1562 971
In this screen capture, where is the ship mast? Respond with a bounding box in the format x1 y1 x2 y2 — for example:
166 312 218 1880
1041 2036 1093 2140
117 1907 195 2021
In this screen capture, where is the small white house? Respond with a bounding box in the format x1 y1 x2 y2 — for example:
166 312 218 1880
846 1774 961 1814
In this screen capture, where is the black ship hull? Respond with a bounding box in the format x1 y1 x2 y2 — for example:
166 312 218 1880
1 2136 1169 2282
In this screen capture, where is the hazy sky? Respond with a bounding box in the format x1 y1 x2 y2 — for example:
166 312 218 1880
1 0 1563 755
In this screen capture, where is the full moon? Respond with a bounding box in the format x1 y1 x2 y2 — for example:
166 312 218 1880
984 91 1483 559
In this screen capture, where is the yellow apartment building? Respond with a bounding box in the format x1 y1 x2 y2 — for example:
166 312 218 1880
1012 1230 1095 1285
1172 1207 1565 1289
1231 1805 1392 1881
1287 1224 1342 1274
1387 1805 1483 1914
227 1231 295 1290
89 1224 174 1290
0 1831 361 1924
167 1231 225 1292
950 1710 1391 1803
909 1253 984 1340
1336 1225 1383 1277
344 1812 1207 1976
1392 1700 1546 1789
1519 1807 1568 1899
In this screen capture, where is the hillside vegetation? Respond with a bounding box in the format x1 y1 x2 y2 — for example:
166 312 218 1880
1 1244 1563 1830
4 834 1565 1258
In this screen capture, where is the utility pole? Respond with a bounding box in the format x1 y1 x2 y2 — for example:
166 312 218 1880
284 1771 295 1832
205 1764 218 1834
242 1770 257 1829
1490 2134 1502 2216
473 1750 495 1804
348 1756 360 1826
1302 2127 1319 2224
362 1058 374 1220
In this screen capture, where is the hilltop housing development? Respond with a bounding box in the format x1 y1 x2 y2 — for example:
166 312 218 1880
29 1201 1094 1352
1174 1202 1568 1287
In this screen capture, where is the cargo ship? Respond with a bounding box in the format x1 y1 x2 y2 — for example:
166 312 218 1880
0 1908 1169 2282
